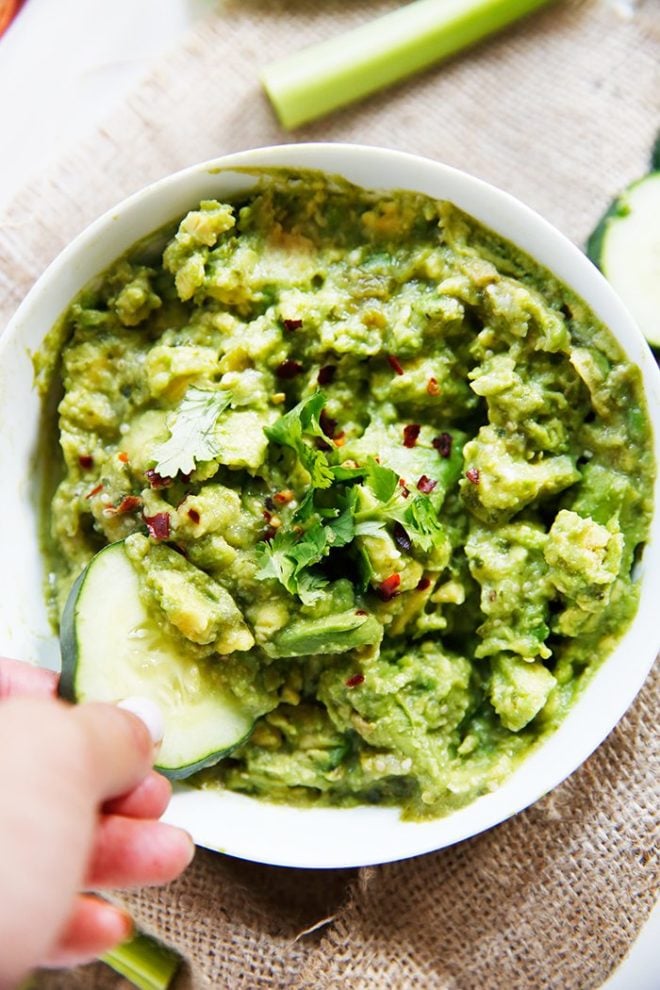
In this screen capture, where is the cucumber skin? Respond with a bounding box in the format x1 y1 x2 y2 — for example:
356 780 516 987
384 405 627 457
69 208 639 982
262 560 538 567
160 728 253 782
585 174 660 356
57 541 254 782
58 556 94 704
651 131 660 172
585 195 630 271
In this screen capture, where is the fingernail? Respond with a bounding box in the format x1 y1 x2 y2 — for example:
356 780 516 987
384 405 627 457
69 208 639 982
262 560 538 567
117 696 164 745
183 831 196 866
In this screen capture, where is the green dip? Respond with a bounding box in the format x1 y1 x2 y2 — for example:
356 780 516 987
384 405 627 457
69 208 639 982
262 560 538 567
38 170 655 819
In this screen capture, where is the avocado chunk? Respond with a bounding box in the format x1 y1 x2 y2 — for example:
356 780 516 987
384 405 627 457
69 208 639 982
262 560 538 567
264 609 382 658
125 534 254 654
489 655 556 732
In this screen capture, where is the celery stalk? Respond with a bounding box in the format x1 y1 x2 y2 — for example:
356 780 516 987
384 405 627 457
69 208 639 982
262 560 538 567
101 933 181 990
261 0 553 129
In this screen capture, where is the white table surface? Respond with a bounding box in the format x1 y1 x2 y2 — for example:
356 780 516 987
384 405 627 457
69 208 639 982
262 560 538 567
0 1 657 986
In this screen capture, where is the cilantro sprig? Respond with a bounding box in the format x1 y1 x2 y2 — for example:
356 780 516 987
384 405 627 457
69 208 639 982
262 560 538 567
152 387 231 478
264 391 334 488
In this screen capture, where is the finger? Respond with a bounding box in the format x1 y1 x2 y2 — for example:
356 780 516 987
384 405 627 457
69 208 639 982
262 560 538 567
0 657 58 699
41 895 133 969
71 702 159 803
103 771 172 820
85 815 195 889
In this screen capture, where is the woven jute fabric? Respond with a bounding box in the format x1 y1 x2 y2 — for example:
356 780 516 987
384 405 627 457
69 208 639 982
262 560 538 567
1 1 658 987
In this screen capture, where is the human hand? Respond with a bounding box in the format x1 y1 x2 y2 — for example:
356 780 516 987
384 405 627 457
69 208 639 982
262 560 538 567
0 657 194 989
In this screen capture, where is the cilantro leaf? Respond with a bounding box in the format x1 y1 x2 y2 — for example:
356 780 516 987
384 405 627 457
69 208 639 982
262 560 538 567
402 496 445 552
331 457 399 502
265 391 334 488
364 458 399 502
153 387 231 478
255 522 331 605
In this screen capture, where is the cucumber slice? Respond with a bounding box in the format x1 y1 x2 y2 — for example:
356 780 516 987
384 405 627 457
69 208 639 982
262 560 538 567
586 172 660 349
60 541 255 780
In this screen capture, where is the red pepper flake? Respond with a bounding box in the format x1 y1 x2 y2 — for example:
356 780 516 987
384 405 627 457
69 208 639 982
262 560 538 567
317 364 336 386
145 468 173 489
319 409 337 439
433 433 453 458
273 489 294 506
465 467 480 485
403 424 421 448
85 483 104 499
117 451 129 463
416 576 431 591
398 478 410 499
417 475 438 494
276 359 304 380
355 609 368 616
78 454 94 470
393 522 412 553
377 573 401 602
115 495 142 515
334 433 346 447
427 377 440 396
283 318 303 332
144 512 171 540
345 673 365 688
387 354 404 376
187 508 201 524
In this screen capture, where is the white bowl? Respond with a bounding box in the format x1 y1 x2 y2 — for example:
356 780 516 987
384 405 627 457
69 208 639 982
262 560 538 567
1 144 658 869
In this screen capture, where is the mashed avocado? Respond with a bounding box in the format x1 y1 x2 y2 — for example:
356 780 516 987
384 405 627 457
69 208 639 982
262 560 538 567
39 170 655 818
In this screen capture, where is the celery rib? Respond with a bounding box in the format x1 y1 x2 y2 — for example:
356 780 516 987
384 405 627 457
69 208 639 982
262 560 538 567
102 933 181 990
261 0 553 129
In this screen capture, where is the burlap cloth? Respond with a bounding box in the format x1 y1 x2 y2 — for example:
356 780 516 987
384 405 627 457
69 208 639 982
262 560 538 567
1 0 658 986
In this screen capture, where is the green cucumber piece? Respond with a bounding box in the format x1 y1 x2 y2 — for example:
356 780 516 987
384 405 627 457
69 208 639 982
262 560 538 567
586 172 660 349
60 540 255 780
651 130 660 172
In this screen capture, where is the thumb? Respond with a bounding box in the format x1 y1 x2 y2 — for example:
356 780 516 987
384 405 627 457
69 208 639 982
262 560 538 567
70 698 163 803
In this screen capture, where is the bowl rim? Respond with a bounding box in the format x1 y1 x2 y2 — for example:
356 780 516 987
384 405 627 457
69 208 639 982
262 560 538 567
2 142 659 869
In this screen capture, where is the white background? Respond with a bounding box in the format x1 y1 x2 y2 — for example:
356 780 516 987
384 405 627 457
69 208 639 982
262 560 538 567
0 1 656 985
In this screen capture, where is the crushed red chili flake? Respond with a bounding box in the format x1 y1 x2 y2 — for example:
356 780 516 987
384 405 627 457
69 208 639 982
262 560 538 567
273 489 294 506
319 409 337 439
145 468 172 489
345 673 365 688
355 609 368 616
416 576 431 591
393 522 412 553
117 451 129 463
377 573 401 601
403 424 421 448
144 512 171 540
276 359 304 379
417 475 438 494
433 433 453 458
85 483 104 499
427 377 440 396
78 454 94 470
465 467 480 484
187 508 201 524
114 495 142 515
283 318 303 331
387 354 404 376
317 364 336 386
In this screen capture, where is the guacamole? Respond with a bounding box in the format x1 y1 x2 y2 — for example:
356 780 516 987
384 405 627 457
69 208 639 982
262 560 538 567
39 170 655 818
